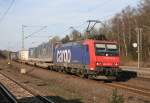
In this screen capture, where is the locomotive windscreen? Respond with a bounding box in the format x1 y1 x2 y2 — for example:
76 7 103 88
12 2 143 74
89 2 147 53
95 44 105 50
106 44 117 50
95 43 118 56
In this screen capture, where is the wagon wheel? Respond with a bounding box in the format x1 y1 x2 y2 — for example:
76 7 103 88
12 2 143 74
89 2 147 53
87 74 94 79
79 71 85 78
62 67 67 73
79 69 87 78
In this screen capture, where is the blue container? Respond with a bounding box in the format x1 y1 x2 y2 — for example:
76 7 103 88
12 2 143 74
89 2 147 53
53 42 90 65
29 48 35 58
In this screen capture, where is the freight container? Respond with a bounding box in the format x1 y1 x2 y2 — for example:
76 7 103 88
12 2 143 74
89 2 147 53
10 52 18 60
19 50 29 61
28 40 54 62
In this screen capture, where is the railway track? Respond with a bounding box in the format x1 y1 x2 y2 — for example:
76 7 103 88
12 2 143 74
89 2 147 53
2 61 150 101
0 72 56 103
107 83 150 97
55 70 150 98
59 70 150 97
33 65 150 98
0 82 18 103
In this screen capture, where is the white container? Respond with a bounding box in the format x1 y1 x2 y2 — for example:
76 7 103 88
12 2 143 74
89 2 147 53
19 50 29 61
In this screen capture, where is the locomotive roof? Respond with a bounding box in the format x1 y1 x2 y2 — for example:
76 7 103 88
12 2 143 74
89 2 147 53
57 39 117 48
94 40 117 44
60 41 82 47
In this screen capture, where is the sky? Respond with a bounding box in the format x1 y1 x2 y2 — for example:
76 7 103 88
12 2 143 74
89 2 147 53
0 0 140 51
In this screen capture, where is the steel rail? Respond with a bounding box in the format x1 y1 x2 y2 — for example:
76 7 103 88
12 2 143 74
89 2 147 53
0 72 55 103
9 61 150 98
0 82 18 103
107 83 150 97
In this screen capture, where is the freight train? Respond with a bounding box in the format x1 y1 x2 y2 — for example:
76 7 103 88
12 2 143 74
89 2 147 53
13 39 121 79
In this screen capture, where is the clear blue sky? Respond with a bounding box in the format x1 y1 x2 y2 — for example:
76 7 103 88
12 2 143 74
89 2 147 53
0 0 140 51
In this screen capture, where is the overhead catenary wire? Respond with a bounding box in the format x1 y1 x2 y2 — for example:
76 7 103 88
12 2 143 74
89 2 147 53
0 0 15 23
21 25 49 49
63 0 114 34
24 26 47 39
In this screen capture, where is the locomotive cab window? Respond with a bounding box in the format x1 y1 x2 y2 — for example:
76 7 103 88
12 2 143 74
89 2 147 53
106 44 117 50
95 43 119 56
106 44 119 56
95 44 105 50
95 44 106 56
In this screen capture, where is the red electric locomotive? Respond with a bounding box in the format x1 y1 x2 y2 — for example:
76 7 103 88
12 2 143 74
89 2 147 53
83 39 120 79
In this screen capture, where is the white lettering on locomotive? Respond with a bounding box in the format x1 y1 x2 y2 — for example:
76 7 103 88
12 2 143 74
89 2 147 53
57 49 71 63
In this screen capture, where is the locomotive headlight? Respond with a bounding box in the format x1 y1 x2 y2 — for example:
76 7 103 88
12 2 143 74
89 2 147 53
112 63 118 66
90 68 94 70
96 62 102 66
115 63 119 66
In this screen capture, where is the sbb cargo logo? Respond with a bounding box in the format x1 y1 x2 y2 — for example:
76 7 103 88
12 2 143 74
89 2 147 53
57 49 71 63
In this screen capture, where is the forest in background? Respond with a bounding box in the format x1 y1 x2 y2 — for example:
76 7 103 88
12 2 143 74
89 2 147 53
60 0 150 66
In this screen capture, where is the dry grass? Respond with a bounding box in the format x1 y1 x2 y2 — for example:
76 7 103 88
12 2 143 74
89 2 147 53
121 56 150 68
